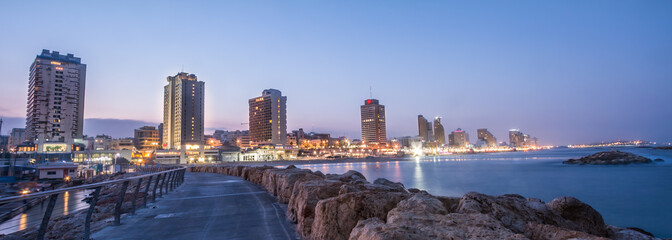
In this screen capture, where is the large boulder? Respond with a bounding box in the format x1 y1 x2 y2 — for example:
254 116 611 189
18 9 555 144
325 170 368 184
311 190 410 240
525 222 609 240
231 165 245 176
349 193 528 240
241 166 274 184
546 196 608 236
607 225 658 240
339 178 408 195
456 192 579 234
262 167 322 203
287 179 347 239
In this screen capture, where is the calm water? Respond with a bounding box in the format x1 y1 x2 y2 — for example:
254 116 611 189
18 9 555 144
0 189 92 235
297 147 672 238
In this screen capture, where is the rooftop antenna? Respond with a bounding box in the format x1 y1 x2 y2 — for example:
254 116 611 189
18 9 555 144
181 64 184 73
369 85 373 99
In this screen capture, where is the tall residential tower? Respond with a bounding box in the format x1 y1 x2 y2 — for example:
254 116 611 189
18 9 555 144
162 72 205 163
417 115 432 142
433 117 445 146
477 128 497 147
249 89 287 146
360 99 387 145
26 50 86 152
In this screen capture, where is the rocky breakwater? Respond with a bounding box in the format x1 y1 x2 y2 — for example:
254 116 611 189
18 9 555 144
564 151 654 165
190 165 660 240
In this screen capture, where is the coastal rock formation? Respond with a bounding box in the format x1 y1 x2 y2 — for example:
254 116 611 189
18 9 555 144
350 193 528 239
311 190 409 240
189 165 662 240
288 178 348 238
546 196 608 236
564 151 652 165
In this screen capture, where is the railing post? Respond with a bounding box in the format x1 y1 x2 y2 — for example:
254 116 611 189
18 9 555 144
170 170 176 190
165 171 172 192
143 175 153 207
114 181 129 226
131 178 142 215
152 173 161 202
84 187 102 240
181 169 185 185
37 193 58 240
170 170 177 190
159 173 167 197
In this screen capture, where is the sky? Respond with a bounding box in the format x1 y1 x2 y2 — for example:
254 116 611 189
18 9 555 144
1 1 671 145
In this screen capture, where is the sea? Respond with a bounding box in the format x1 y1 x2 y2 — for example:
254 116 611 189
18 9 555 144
296 147 672 238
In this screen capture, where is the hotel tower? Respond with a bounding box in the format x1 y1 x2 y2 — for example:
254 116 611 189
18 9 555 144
26 50 86 153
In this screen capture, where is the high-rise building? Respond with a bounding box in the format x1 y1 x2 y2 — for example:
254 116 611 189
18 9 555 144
8 128 27 150
248 89 287 146
417 115 433 142
433 117 445 146
509 129 525 148
360 99 387 145
26 50 86 152
448 128 469 148
523 134 538 147
162 72 205 151
135 126 160 150
157 123 164 149
477 128 497 147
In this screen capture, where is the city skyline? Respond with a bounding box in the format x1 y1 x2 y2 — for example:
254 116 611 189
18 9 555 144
1 1 671 145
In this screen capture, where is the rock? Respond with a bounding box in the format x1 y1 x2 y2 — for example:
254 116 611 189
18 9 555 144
372 178 407 192
525 222 609 240
653 146 672 150
242 166 274 184
654 158 664 162
456 192 580 234
231 165 245 176
338 178 408 195
325 170 368 184
546 196 608 236
262 168 322 203
607 225 658 240
350 194 528 240
563 151 652 165
287 179 346 238
435 196 461 213
311 190 409 240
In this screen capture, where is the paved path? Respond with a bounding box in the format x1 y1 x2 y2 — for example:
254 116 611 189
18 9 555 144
92 172 298 240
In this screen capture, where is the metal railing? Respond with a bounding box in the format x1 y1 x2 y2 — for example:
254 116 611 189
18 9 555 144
0 166 186 240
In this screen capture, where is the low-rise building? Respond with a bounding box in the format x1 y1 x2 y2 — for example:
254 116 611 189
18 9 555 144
36 162 78 180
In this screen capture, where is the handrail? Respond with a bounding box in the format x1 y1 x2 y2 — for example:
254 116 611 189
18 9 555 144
0 167 186 205
0 166 187 240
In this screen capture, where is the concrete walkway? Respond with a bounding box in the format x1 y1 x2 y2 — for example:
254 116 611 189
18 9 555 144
92 172 298 240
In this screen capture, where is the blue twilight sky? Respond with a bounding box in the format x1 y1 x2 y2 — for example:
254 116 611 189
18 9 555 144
1 1 671 145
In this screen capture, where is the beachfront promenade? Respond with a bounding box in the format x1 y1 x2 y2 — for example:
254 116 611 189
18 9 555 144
92 172 298 240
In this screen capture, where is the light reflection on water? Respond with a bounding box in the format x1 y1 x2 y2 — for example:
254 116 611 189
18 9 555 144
63 191 69 216
0 189 91 235
18 214 26 231
297 147 672 238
